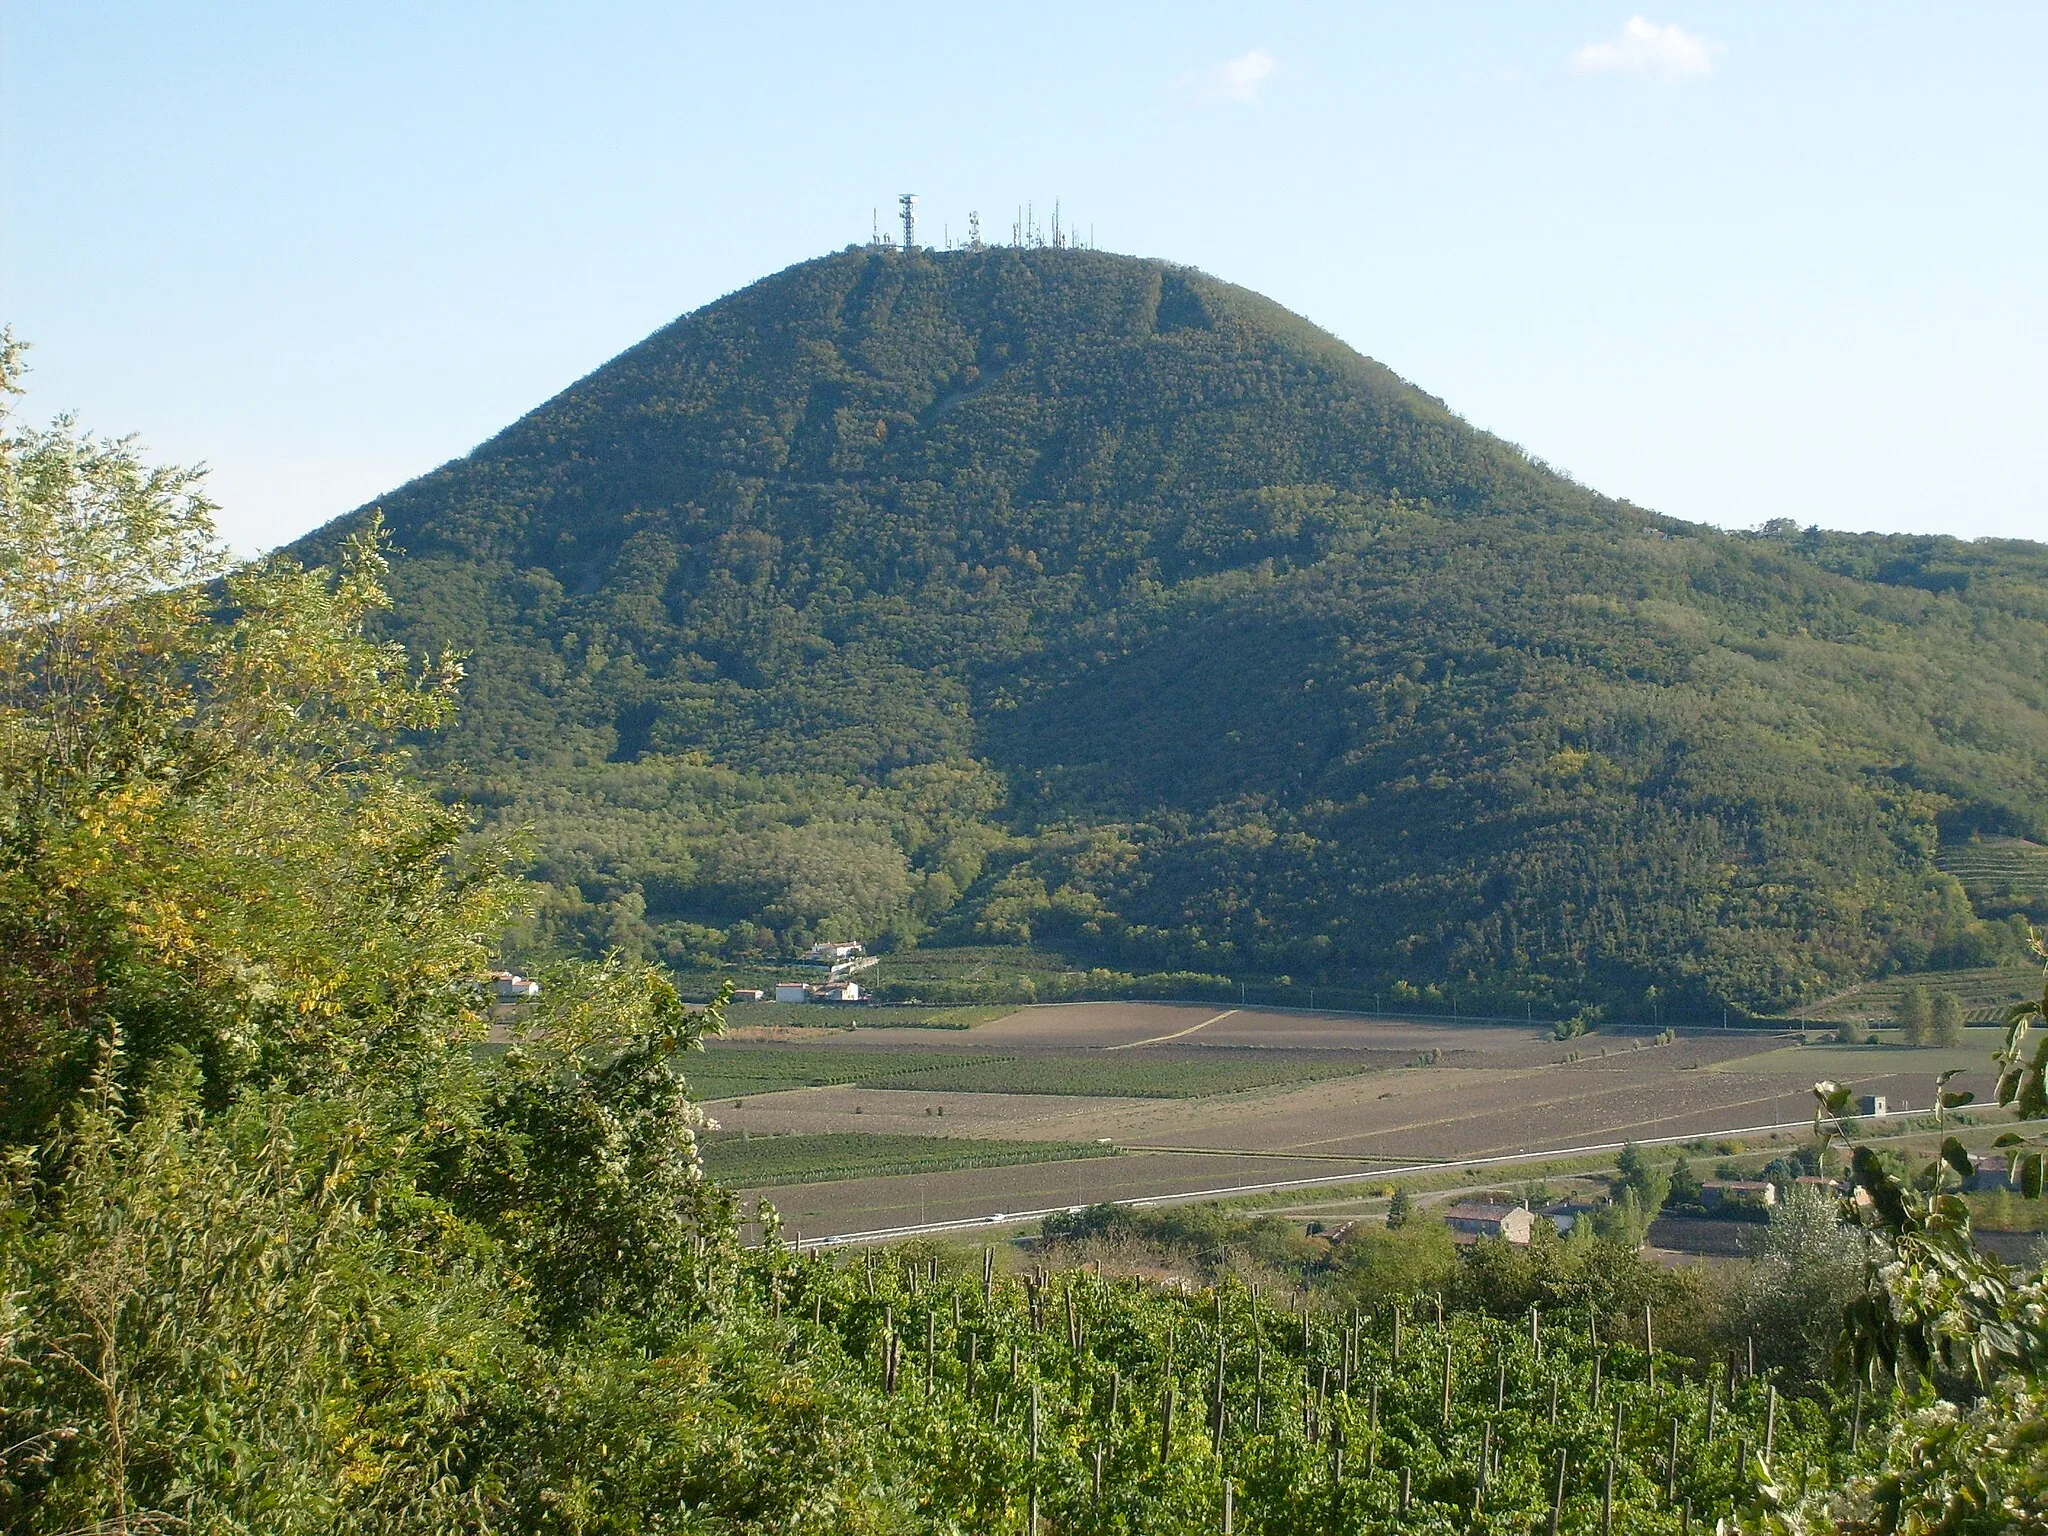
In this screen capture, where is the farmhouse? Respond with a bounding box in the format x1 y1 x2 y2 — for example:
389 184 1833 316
1443 1202 1536 1245
489 971 540 1003
1700 1180 1778 1212
774 982 810 1004
807 942 865 964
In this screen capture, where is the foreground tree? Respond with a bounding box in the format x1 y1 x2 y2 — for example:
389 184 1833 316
0 345 751 1533
0 333 505 1137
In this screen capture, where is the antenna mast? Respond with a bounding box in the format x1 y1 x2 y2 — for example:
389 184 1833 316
899 193 917 252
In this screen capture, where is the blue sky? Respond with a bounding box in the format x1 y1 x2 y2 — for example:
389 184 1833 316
5 3 2044 554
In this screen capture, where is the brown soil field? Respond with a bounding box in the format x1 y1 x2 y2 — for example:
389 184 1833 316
707 1002 2006 1240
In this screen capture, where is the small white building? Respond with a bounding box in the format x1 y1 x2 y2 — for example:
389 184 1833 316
774 982 811 1004
730 989 765 1003
806 942 865 964
814 981 863 1003
1857 1094 1888 1117
489 971 541 1002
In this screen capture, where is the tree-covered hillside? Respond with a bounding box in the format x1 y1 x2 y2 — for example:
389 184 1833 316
300 246 2048 1016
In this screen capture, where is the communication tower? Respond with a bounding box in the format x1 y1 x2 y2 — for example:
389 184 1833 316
899 193 917 252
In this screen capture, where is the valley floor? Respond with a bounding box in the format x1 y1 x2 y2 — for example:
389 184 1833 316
697 1003 2000 1241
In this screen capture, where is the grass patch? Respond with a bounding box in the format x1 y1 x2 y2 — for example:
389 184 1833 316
1968 1189 2048 1232
1711 1029 2007 1076
701 1133 1117 1187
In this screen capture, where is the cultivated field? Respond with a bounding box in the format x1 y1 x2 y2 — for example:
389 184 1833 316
696 1001 2011 1240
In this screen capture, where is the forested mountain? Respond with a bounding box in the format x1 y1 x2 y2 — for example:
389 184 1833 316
298 245 2048 1018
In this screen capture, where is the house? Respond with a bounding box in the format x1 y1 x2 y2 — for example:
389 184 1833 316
1857 1094 1888 1117
806 942 865 965
1443 1202 1537 1245
489 971 541 1003
730 989 765 1003
1700 1180 1778 1212
813 981 864 1003
1538 1201 1598 1237
774 982 811 1004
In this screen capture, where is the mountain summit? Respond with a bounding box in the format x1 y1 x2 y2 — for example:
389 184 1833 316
303 245 2048 1016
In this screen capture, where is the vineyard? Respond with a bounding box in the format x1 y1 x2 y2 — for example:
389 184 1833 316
1802 967 2041 1024
733 1239 1855 1534
1937 837 2048 921
700 1132 1119 1186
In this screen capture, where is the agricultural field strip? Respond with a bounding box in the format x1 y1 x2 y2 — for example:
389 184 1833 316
700 1133 1118 1187
1102 1008 1238 1050
790 1106 1937 1248
1117 1143 1452 1163
690 1049 995 1096
693 1044 1384 1100
1272 1069 1847 1157
710 1052 1843 1159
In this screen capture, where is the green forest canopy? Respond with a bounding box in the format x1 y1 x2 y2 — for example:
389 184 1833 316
296 246 2048 1017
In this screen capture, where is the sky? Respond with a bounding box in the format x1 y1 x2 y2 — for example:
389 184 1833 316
4 3 2045 555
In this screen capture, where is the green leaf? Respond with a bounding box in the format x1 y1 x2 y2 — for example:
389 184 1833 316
1941 1138 1973 1180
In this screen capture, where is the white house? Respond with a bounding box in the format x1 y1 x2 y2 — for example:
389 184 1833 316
489 971 541 1002
774 982 810 1004
813 981 863 1003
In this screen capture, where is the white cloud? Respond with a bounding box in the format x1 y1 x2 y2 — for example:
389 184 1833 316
1572 17 1724 78
1188 48 1277 105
